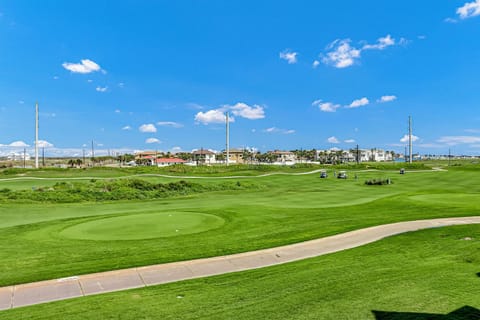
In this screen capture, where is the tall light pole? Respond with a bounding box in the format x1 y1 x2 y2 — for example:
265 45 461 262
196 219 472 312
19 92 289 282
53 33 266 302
35 102 39 169
408 116 413 164
225 111 230 166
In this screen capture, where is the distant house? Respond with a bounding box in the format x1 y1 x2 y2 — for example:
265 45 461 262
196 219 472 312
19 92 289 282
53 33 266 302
192 149 216 165
155 158 186 167
135 151 159 165
268 150 296 163
223 148 245 164
7 152 31 161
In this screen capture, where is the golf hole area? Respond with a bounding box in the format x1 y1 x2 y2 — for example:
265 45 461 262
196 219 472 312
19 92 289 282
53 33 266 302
59 212 225 241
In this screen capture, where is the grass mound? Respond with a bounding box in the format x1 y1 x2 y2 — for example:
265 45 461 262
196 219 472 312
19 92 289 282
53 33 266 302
0 178 260 203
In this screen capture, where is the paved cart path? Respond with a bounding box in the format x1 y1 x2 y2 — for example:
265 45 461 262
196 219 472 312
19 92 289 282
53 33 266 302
0 216 479 311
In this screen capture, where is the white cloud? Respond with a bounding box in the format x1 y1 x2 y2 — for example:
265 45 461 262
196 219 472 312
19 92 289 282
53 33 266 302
263 127 295 134
312 100 341 112
444 17 458 23
437 135 480 145
322 39 361 68
18 100 24 104
457 0 480 19
122 125 132 131
362 34 395 50
228 102 265 120
157 121 184 128
347 97 369 108
344 139 356 143
195 109 231 125
9 141 29 147
37 140 54 148
118 82 125 88
312 60 320 68
465 129 480 133
139 124 157 133
327 136 340 144
417 35 427 40
145 138 161 144
194 102 264 125
87 79 93 83
378 95 397 103
115 109 121 113
96 86 108 92
279 50 298 64
322 35 402 69
62 59 102 74
400 135 420 143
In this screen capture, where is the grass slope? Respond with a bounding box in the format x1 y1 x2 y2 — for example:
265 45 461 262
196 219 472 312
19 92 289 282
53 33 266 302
1 224 479 319
0 166 479 287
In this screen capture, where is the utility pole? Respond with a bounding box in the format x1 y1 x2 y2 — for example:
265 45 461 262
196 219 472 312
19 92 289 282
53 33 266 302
91 140 95 166
82 149 86 167
35 102 39 169
226 111 230 166
408 116 413 164
42 147 45 167
356 144 360 164
448 148 451 167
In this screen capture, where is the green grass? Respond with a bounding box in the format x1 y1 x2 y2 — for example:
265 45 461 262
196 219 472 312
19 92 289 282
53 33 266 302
1 224 479 319
0 167 479 286
59 212 224 240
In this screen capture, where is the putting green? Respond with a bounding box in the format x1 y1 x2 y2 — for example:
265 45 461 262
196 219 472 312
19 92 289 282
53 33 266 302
59 212 225 241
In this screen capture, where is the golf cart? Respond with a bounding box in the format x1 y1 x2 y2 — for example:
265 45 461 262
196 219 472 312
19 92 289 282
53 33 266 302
320 170 328 178
337 171 347 179
399 168 405 174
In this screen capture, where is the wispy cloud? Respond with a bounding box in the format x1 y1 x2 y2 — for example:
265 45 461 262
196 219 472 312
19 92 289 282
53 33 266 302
312 99 341 112
362 34 395 50
437 135 480 145
157 121 184 128
378 95 397 103
145 138 161 144
312 60 320 68
322 34 402 69
327 136 340 144
62 59 103 74
347 97 369 108
263 127 295 134
96 86 108 92
279 50 298 64
122 125 132 131
344 139 356 143
139 124 157 133
456 0 480 19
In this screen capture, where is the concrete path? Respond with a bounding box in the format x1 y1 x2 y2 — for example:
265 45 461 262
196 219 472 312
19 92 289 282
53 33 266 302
0 216 478 311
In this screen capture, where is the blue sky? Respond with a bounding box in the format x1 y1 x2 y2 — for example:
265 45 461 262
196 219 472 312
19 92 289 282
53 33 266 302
1 1 480 157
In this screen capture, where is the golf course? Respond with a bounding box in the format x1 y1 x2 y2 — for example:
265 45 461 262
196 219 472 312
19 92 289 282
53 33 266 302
0 162 479 319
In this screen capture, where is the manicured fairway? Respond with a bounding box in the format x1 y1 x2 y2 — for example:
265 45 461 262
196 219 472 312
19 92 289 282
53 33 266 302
1 224 479 319
0 165 479 289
